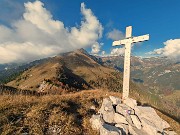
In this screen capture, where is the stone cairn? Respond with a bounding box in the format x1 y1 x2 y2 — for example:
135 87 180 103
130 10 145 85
90 96 176 135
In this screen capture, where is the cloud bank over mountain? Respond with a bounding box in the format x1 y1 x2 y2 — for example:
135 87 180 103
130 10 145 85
148 39 180 61
0 1 103 64
91 42 102 54
110 47 125 56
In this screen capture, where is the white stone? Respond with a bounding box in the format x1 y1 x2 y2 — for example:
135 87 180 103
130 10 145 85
116 104 127 116
114 113 128 124
90 114 104 130
116 104 133 116
104 107 109 111
129 125 147 135
125 114 134 126
109 96 122 105
130 115 141 129
99 98 113 113
141 117 159 135
123 98 137 109
100 123 122 135
115 124 129 135
99 98 115 123
134 106 170 131
103 111 115 124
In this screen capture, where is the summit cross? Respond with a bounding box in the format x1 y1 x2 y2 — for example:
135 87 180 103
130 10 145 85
112 26 149 100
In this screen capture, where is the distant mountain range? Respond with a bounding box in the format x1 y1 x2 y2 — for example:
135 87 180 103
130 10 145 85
0 49 179 120
102 56 180 94
1 50 179 96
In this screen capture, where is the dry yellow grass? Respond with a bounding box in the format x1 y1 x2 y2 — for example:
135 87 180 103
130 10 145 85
0 89 121 135
0 89 179 135
7 60 60 90
7 62 60 90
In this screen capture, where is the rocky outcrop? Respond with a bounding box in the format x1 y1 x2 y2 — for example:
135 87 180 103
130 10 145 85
90 96 176 135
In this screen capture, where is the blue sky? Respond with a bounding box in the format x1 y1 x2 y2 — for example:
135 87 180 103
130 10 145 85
0 0 179 63
46 0 180 55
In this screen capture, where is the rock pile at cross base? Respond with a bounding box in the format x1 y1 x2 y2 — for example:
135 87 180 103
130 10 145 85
90 96 177 135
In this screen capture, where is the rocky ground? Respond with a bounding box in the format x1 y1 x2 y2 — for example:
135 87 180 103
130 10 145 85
90 96 177 135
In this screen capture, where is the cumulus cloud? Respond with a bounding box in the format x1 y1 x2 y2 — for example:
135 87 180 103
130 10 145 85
107 29 124 40
110 47 125 56
148 39 180 61
0 1 103 64
91 42 101 54
101 51 105 55
23 1 64 34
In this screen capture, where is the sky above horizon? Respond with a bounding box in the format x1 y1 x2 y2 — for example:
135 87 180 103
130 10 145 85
0 0 179 64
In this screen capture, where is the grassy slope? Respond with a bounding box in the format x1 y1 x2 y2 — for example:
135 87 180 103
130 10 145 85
6 50 125 93
0 89 179 135
0 89 120 135
7 60 60 90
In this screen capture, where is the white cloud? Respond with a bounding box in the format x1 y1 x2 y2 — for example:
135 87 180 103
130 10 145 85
0 1 103 64
23 1 64 34
107 29 124 40
148 39 180 61
91 42 102 54
110 47 125 56
70 3 103 47
0 42 58 63
101 51 105 55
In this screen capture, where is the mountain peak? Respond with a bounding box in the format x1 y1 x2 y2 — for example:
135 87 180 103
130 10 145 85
76 48 88 54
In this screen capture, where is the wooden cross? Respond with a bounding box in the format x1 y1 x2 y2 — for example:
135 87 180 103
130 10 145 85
112 26 149 99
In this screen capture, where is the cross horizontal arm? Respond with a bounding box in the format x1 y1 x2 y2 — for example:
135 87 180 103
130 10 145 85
112 34 149 46
112 39 129 46
113 40 123 46
131 34 149 43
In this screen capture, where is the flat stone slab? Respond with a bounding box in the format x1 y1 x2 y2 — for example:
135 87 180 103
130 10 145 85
116 104 134 116
129 124 147 135
141 117 159 135
135 106 170 131
123 98 137 109
130 115 141 129
114 113 128 124
99 98 115 123
100 123 122 135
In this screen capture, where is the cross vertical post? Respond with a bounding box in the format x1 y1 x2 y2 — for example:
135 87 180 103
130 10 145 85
123 26 132 99
112 26 149 100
